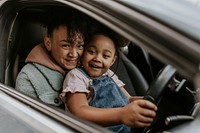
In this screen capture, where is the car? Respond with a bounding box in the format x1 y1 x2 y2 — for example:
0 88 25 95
0 0 200 132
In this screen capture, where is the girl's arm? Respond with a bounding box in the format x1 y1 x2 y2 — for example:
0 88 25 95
120 86 131 98
66 92 157 127
120 86 143 103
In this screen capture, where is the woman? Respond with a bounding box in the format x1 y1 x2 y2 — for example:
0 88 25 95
15 8 86 108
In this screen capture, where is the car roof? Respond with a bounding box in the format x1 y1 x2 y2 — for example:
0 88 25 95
123 0 200 40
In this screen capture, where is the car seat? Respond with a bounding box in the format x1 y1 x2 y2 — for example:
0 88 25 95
111 51 149 96
5 8 46 87
127 43 165 84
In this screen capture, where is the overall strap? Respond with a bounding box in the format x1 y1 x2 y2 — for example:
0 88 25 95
77 67 90 79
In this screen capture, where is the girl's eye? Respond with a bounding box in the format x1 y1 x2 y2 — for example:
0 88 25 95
103 54 110 59
88 49 95 54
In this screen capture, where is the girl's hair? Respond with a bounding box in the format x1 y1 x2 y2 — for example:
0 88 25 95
85 23 124 50
86 22 128 76
86 18 129 49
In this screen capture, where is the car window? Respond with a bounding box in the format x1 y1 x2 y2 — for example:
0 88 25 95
0 90 74 133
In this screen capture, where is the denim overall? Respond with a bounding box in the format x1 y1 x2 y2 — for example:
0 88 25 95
78 68 131 133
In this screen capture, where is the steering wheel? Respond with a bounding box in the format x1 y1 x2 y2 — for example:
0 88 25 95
143 65 176 104
143 65 176 133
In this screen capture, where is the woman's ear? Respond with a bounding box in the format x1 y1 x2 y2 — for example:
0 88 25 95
44 37 51 51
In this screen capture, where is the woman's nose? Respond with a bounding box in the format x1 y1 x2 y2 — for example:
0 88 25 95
68 48 78 57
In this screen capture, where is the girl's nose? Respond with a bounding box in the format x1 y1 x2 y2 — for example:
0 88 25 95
93 54 101 62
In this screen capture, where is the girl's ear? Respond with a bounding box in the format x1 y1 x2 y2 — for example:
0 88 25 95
44 37 51 51
111 55 117 66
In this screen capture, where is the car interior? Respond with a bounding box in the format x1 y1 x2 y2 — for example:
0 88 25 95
4 4 200 133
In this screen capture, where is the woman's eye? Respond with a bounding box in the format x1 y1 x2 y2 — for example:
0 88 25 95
77 44 84 49
62 43 71 48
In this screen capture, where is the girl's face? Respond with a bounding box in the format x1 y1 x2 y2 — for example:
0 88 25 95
82 34 116 78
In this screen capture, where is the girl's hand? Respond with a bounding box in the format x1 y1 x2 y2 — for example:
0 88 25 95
128 96 143 103
120 99 157 127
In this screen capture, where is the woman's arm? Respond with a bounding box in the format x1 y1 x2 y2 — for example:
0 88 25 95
15 72 38 98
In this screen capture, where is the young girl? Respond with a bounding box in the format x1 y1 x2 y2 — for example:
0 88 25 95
60 30 157 133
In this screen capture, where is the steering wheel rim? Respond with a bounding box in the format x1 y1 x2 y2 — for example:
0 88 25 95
143 65 176 104
142 65 176 133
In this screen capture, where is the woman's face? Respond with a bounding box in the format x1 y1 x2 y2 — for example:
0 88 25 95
45 25 84 70
82 34 116 78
